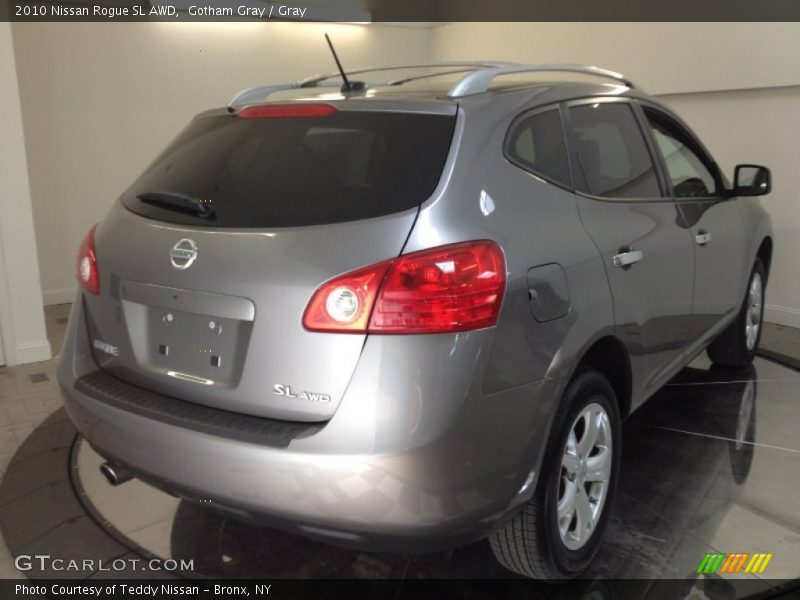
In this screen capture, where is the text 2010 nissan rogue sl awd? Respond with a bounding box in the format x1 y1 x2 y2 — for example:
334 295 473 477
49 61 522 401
58 63 773 579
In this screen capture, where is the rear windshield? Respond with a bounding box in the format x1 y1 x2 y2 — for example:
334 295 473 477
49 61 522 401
121 108 456 228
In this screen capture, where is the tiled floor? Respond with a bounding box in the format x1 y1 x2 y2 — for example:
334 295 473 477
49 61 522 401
0 304 798 582
0 303 69 578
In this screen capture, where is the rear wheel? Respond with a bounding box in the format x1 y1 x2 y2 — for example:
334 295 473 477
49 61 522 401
707 259 765 368
490 369 621 579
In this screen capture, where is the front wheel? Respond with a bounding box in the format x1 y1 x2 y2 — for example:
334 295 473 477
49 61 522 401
707 259 766 368
490 369 621 579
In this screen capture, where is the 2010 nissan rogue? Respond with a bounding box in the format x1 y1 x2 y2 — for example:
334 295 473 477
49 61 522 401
58 63 774 579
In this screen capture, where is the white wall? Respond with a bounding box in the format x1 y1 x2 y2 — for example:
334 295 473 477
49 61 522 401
0 22 51 365
430 23 800 95
431 22 800 326
12 22 800 327
10 21 432 305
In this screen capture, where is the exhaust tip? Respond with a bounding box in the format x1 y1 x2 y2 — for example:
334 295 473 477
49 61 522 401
99 462 133 486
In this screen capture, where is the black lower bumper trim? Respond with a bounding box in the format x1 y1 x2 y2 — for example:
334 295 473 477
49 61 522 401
74 370 317 447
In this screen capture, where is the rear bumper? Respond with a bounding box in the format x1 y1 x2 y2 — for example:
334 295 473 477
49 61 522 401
58 297 562 553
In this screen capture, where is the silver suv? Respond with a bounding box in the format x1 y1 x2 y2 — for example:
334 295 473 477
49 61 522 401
58 63 773 579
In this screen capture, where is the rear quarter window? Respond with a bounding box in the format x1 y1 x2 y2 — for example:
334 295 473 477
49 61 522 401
505 108 571 187
122 109 456 228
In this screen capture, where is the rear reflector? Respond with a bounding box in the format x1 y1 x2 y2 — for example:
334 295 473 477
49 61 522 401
303 241 506 334
238 103 337 119
76 224 100 295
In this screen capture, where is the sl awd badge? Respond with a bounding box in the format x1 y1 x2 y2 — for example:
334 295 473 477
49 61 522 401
170 238 198 270
273 384 331 403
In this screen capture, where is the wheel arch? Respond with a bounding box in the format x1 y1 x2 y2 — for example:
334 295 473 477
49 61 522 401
756 236 773 280
573 336 632 420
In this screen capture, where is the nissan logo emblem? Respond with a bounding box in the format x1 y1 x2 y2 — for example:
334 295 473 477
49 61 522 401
170 238 198 270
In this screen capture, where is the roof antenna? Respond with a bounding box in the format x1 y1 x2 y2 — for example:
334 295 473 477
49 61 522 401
325 33 365 93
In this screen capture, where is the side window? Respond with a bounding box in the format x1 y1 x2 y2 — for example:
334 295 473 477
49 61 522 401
569 102 661 198
506 109 571 187
643 108 718 197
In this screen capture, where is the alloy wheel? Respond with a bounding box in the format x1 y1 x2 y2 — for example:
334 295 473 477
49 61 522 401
745 272 763 351
557 401 612 551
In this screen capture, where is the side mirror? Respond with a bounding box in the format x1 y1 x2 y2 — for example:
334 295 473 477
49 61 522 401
733 164 771 197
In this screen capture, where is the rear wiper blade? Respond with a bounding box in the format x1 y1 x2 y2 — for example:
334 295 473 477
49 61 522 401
137 191 215 218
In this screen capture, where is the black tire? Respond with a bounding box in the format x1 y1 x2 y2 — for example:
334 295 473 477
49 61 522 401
707 259 766 368
489 369 621 580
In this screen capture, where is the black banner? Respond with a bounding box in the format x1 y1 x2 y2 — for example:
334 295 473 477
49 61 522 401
3 0 800 22
2 579 800 600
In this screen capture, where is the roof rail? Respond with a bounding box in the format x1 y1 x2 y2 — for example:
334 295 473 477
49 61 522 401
228 83 302 108
297 61 516 88
447 64 635 97
228 62 516 108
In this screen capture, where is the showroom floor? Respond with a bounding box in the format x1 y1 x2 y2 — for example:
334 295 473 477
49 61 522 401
0 303 69 578
0 304 799 587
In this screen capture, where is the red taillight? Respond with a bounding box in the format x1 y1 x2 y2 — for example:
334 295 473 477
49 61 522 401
238 103 337 119
76 224 100 295
302 241 506 334
371 241 506 333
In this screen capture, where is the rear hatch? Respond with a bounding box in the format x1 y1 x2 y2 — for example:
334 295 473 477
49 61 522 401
83 103 456 422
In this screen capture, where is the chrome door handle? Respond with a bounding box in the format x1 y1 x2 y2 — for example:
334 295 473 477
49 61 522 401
695 231 712 246
612 248 643 268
